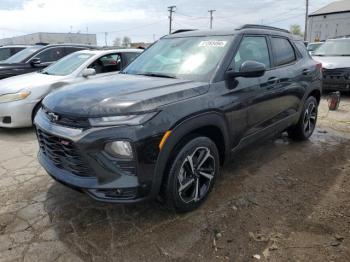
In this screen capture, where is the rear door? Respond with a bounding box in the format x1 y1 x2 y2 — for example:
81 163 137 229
267 36 305 126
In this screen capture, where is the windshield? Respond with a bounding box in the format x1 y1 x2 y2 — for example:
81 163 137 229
313 39 350 56
307 43 323 51
5 46 43 63
124 36 233 81
41 52 94 76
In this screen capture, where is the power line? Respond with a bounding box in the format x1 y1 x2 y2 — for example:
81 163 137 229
168 5 176 34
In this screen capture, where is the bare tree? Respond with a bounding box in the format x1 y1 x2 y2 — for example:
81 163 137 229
113 37 121 47
122 36 132 48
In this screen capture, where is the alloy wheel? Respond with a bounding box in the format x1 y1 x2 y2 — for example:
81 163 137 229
177 147 215 203
303 101 317 136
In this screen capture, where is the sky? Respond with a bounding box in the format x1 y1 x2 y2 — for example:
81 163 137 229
0 0 336 45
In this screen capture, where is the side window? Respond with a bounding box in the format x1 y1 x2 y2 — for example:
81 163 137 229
271 37 296 66
88 53 122 74
124 52 140 67
231 36 270 71
35 47 65 63
65 47 85 55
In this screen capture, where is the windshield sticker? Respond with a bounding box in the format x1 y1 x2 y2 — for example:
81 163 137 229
198 41 227 47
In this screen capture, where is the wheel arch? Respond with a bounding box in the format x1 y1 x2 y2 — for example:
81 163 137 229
152 111 230 197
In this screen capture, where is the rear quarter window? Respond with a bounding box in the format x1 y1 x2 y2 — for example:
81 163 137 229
271 37 296 66
294 41 310 58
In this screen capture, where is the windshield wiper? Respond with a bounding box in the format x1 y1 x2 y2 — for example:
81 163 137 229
136 72 177 79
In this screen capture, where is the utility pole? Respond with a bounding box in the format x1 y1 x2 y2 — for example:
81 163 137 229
104 32 108 46
168 5 176 34
208 10 216 29
304 0 309 41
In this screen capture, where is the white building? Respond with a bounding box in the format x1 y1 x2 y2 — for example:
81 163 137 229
0 32 97 46
308 0 350 42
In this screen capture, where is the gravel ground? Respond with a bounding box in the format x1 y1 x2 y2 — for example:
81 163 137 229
0 97 349 262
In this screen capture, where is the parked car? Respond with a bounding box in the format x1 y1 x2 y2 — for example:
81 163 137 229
0 44 98 80
0 49 142 128
0 45 30 62
35 25 322 212
307 42 323 55
312 38 350 91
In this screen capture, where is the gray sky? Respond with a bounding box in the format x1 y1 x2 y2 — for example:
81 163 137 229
0 0 335 45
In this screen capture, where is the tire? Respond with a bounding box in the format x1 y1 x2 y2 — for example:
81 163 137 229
288 96 318 140
162 136 220 212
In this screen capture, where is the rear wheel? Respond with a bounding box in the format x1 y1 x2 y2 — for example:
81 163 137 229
162 136 219 212
288 96 318 140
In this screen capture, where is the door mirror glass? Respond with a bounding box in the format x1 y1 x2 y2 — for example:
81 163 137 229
226 60 266 79
30 57 41 66
82 68 96 77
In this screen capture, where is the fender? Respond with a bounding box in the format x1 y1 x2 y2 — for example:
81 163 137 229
150 111 231 197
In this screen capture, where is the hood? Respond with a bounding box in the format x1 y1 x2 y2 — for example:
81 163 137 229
312 56 350 69
43 74 209 117
0 72 65 95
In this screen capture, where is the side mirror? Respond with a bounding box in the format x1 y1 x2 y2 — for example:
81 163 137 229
30 58 41 67
82 68 96 78
225 61 266 79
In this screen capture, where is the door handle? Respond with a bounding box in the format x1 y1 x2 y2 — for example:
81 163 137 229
302 69 311 75
267 77 280 84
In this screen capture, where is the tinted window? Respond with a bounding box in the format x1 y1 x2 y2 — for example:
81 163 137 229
5 46 43 63
89 53 122 74
232 36 270 71
65 47 86 55
124 52 141 66
0 48 11 61
35 47 65 63
271 37 296 66
294 41 310 58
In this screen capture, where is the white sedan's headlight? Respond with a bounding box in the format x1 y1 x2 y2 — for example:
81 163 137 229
0 90 31 103
89 112 157 127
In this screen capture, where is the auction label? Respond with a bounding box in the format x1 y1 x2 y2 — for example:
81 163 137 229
198 41 227 47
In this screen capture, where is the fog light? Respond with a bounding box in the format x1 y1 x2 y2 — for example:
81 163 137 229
105 141 133 158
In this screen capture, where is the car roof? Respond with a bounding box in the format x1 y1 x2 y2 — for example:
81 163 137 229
74 49 143 55
164 24 298 40
0 45 31 48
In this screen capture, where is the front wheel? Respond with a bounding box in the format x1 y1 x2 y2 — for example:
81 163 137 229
288 96 318 140
162 136 220 212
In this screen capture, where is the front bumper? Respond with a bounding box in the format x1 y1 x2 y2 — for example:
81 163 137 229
0 99 37 128
34 109 161 203
323 68 350 91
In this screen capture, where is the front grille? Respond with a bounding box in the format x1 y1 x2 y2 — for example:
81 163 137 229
37 129 94 177
323 68 350 81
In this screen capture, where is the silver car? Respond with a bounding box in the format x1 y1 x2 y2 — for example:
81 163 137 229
312 38 350 91
0 49 142 128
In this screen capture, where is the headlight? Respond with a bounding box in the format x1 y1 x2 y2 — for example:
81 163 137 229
89 112 157 127
0 90 31 103
105 141 133 158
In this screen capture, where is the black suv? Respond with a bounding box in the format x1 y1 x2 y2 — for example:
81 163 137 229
0 44 98 79
35 25 322 212
0 45 30 62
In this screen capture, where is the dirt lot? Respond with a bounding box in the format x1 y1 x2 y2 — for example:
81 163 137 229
0 97 349 262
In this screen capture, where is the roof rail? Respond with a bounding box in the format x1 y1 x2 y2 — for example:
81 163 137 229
171 29 197 34
237 24 290 33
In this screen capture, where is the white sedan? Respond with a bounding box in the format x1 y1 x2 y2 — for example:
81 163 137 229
0 49 142 128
